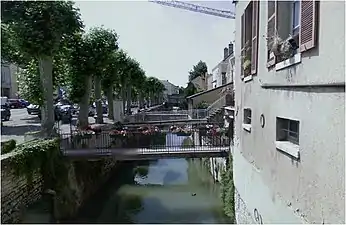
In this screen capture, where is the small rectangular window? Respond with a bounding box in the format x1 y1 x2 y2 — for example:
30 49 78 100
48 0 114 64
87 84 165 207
276 117 300 145
243 108 252 125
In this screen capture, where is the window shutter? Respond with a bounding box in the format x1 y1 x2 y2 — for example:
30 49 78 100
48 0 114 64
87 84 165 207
241 14 245 77
251 0 259 75
300 0 318 52
266 0 277 67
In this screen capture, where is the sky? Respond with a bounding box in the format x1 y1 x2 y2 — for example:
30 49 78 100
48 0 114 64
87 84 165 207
74 1 236 87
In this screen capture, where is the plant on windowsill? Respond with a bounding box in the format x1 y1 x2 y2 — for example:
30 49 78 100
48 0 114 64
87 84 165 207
243 57 251 76
264 30 298 62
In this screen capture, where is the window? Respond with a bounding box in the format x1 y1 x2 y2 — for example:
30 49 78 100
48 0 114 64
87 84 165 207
242 108 252 132
241 0 259 78
243 108 252 124
221 72 227 85
267 0 319 68
276 117 299 145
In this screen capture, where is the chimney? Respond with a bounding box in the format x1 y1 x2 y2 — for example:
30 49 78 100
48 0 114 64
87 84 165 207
223 47 228 59
228 42 234 56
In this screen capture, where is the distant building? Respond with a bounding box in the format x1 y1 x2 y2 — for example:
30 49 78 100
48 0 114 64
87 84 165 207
190 73 208 92
1 62 19 98
160 80 180 101
211 42 235 88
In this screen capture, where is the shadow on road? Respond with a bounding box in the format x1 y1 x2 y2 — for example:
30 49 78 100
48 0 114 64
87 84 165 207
1 125 41 136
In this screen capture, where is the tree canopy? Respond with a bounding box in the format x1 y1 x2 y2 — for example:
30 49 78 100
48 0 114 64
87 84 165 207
188 60 208 81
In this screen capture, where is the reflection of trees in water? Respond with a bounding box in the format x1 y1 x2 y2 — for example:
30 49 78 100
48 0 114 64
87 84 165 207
133 160 158 178
116 193 143 223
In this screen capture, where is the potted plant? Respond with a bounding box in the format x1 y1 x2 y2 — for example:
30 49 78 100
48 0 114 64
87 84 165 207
243 58 251 76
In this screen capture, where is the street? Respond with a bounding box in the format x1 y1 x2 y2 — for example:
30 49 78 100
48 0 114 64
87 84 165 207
1 108 91 144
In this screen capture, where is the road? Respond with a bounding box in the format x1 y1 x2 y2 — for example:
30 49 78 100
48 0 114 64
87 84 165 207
1 109 93 144
1 105 162 144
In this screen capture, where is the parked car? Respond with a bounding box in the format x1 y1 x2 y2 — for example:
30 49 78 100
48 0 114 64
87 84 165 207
37 105 69 122
1 103 11 121
8 99 23 109
89 106 96 117
27 104 40 115
92 102 108 114
19 99 30 107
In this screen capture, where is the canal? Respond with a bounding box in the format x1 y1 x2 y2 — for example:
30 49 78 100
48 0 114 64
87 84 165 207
23 133 231 223
70 158 230 223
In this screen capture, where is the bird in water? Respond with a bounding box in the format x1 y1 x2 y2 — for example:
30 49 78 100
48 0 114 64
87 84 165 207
191 193 196 196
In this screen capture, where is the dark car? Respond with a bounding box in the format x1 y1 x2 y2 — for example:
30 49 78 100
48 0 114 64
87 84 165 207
37 104 72 123
1 103 11 121
8 99 23 109
19 99 30 107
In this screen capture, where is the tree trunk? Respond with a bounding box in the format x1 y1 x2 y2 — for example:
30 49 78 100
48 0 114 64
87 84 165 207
121 86 126 115
38 56 55 137
77 76 92 129
139 92 144 109
126 84 132 114
107 86 114 119
94 76 103 124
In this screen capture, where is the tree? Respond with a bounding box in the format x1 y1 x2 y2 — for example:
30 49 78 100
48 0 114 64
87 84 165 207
188 60 208 81
1 1 83 136
102 50 126 119
69 33 95 128
145 77 165 106
86 27 118 124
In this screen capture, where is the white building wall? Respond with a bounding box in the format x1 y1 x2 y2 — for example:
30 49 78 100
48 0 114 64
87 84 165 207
233 1 345 224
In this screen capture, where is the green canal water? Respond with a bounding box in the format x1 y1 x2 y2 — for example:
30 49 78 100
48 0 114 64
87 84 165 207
72 158 231 224
23 134 231 223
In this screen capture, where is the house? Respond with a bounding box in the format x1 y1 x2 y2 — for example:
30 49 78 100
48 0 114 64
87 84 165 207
1 62 19 98
212 42 235 88
159 80 180 101
187 43 235 109
189 73 208 92
233 0 345 224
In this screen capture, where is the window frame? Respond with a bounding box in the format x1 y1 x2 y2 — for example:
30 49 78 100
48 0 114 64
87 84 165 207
276 117 300 145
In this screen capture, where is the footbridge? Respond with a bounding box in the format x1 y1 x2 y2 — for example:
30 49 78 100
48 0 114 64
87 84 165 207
60 121 229 160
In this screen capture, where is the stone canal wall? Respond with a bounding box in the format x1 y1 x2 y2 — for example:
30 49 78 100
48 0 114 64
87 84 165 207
1 153 118 224
1 154 43 223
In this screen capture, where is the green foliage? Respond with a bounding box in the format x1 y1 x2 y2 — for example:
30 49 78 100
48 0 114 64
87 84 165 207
17 59 44 105
1 139 17 155
1 1 84 57
86 27 119 75
220 154 235 222
194 101 209 109
9 139 69 191
188 60 208 81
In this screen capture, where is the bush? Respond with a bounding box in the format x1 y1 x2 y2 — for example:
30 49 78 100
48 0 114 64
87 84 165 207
220 154 235 223
1 139 17 154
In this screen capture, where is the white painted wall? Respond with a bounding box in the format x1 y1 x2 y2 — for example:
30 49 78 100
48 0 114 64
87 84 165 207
233 1 345 224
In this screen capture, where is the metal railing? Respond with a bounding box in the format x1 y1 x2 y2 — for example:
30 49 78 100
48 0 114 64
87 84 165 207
60 122 230 152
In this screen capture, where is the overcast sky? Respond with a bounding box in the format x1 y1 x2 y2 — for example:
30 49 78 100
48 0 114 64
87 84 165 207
75 1 235 87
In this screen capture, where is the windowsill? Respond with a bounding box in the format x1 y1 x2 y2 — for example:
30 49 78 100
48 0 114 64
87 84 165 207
242 123 251 132
244 75 253 83
275 141 300 159
224 106 235 111
275 53 301 71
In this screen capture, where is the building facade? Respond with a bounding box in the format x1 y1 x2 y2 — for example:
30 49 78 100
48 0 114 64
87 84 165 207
160 80 179 101
233 0 345 224
1 63 19 98
211 43 235 89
